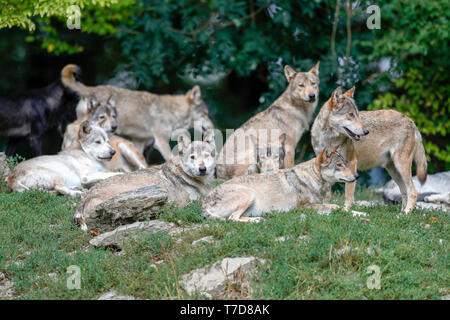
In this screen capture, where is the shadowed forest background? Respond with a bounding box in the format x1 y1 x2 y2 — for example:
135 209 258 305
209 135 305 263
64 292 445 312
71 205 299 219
0 0 448 182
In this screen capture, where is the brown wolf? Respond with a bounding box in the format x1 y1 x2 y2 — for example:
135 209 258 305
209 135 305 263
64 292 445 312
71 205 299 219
8 121 121 197
73 130 216 230
203 147 357 222
311 87 427 213
62 95 147 172
61 64 214 161
216 62 320 179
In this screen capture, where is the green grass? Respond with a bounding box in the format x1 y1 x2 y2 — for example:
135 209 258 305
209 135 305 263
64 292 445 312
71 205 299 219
0 181 448 300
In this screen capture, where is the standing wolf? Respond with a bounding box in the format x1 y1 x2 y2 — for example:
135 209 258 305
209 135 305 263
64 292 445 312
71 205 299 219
61 64 214 160
216 62 319 179
311 87 427 213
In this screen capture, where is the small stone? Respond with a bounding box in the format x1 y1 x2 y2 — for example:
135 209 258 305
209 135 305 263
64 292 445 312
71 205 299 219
192 236 215 246
424 224 431 230
275 236 287 242
97 290 140 300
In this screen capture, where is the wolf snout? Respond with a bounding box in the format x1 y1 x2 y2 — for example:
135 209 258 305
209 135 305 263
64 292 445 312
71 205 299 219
199 166 207 174
110 149 116 156
308 93 316 102
354 174 359 180
111 124 118 131
363 129 369 135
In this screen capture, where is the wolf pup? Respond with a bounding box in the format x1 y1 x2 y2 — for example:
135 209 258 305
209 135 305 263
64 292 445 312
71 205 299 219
8 121 122 197
62 95 147 172
73 130 216 230
216 62 319 179
61 65 214 161
248 133 287 174
203 147 357 222
311 87 427 213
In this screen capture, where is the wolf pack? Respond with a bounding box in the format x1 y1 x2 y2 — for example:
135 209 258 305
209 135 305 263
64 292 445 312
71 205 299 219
2 62 433 231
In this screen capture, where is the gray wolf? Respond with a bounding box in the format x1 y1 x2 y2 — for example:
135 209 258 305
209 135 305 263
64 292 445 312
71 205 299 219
202 147 357 222
62 95 147 172
0 64 79 156
8 121 122 197
379 171 449 204
61 65 214 161
73 130 216 230
311 86 427 213
249 133 286 174
216 62 320 179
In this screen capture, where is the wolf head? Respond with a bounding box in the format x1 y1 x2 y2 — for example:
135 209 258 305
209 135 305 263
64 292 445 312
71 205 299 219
316 147 358 183
284 62 320 105
177 129 216 178
186 85 215 134
251 133 287 173
78 121 116 161
327 87 369 141
88 95 119 133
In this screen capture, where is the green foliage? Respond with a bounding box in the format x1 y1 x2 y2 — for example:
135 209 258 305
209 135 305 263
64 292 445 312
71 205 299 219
362 0 450 171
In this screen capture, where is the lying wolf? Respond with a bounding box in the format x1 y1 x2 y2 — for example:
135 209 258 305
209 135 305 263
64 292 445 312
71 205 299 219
379 171 450 205
311 87 427 213
61 64 214 160
203 147 357 222
73 130 216 230
62 95 147 172
216 62 319 179
8 121 121 197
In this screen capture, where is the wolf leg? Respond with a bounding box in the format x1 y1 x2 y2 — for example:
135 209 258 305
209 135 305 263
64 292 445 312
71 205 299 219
154 134 173 161
228 189 260 222
392 152 417 214
81 172 123 189
344 153 358 210
118 142 147 170
54 184 84 198
385 161 409 212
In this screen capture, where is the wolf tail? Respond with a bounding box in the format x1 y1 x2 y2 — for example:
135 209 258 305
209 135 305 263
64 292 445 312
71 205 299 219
413 128 427 185
61 64 89 96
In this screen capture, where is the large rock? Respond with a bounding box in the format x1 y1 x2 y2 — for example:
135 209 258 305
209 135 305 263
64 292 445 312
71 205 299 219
89 220 184 248
88 184 168 229
0 152 10 181
180 256 266 298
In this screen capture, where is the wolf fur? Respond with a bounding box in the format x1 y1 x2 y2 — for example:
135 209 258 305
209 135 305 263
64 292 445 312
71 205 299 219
311 87 427 213
8 121 121 197
73 130 216 230
216 62 320 179
61 65 214 161
62 94 147 172
203 147 358 222
0 64 79 156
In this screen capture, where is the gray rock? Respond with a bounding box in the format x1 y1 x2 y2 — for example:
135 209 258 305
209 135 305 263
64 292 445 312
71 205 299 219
415 201 449 212
89 185 168 229
180 256 265 298
192 236 216 246
97 290 140 300
89 220 183 248
0 152 10 181
0 272 14 298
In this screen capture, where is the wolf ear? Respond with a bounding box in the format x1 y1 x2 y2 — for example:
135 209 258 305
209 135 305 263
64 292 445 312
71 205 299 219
316 148 327 171
284 65 297 83
88 96 98 110
177 132 191 155
203 129 215 145
309 61 320 77
249 134 259 146
279 133 287 146
344 87 355 98
107 95 116 106
79 121 92 137
331 86 343 109
186 85 202 105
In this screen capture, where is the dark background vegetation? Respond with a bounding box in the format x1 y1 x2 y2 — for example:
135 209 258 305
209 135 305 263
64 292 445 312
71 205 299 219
0 0 448 176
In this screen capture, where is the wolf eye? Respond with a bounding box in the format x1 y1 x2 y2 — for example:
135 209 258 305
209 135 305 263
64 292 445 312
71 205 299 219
349 113 354 118
311 82 316 85
190 155 195 160
298 84 304 88
95 140 101 144
99 116 106 120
